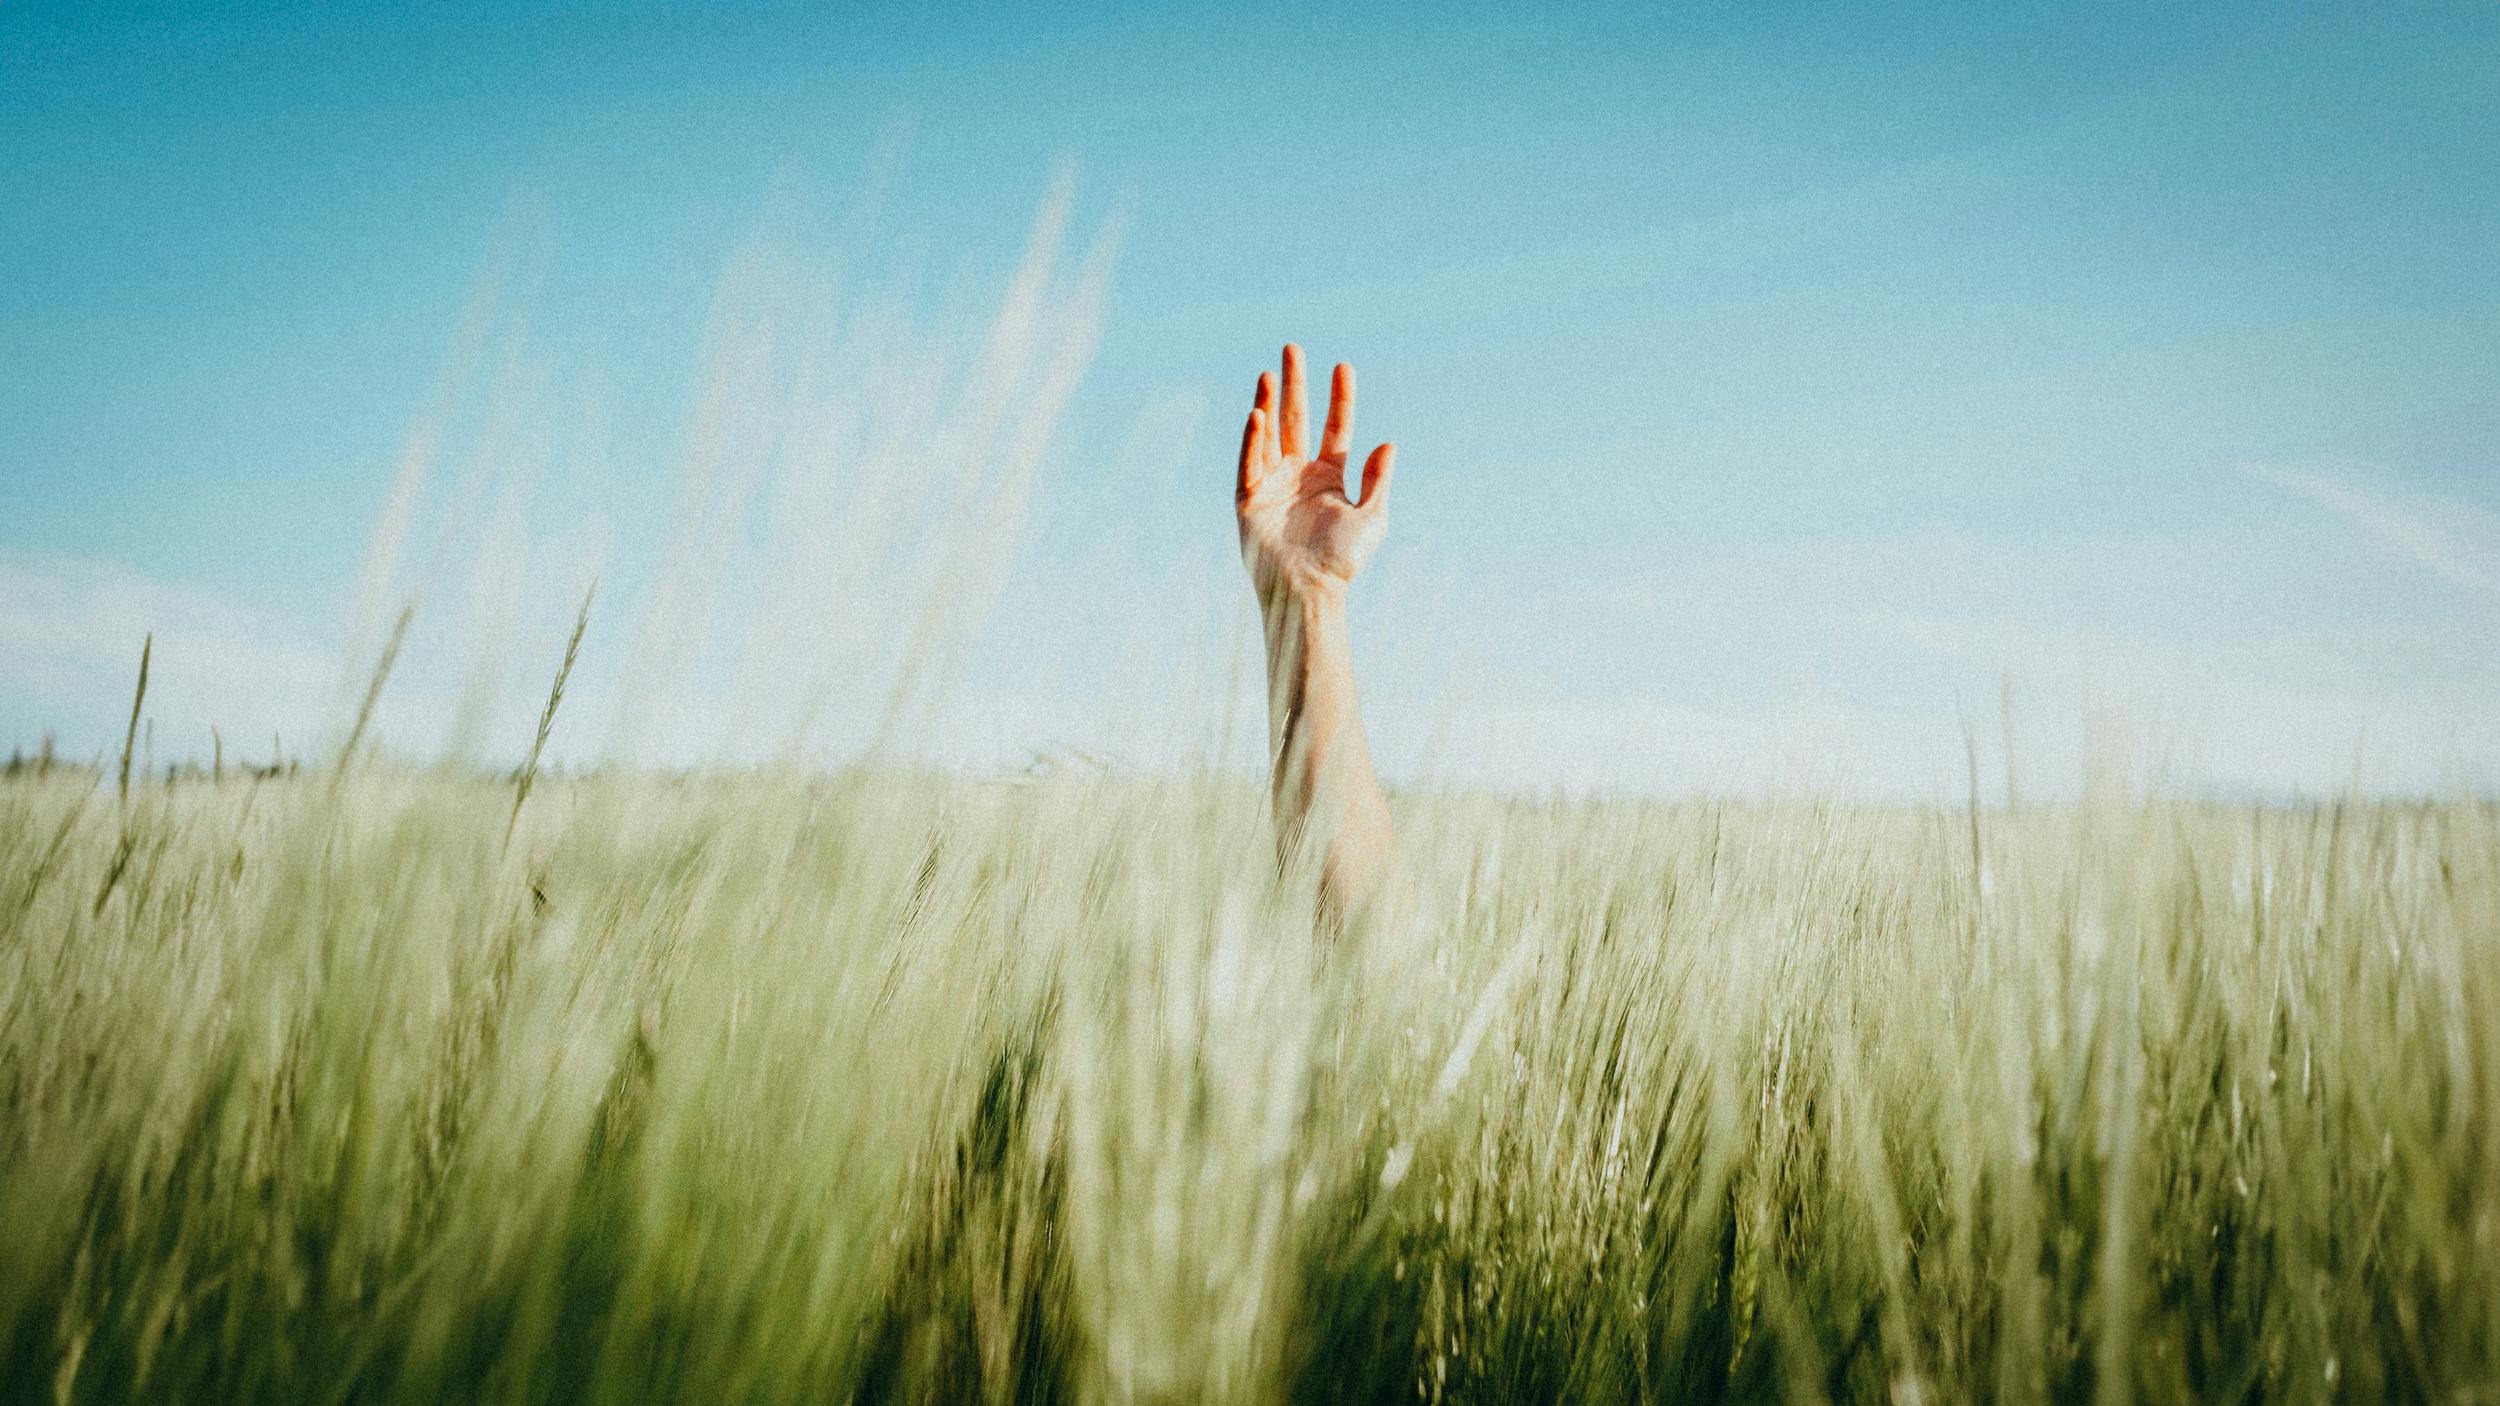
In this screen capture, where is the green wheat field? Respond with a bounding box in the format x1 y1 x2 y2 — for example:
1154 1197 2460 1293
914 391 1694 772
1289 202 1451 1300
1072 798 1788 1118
3 761 2494 1405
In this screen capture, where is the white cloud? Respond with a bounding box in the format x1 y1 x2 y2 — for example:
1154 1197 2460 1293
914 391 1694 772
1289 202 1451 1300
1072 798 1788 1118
0 548 338 762
1869 608 2500 796
2245 462 2500 599
12 469 2496 800
1387 690 1965 801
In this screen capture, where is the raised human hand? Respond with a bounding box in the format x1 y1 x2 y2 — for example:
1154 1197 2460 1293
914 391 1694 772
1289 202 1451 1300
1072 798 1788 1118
1235 344 1395 604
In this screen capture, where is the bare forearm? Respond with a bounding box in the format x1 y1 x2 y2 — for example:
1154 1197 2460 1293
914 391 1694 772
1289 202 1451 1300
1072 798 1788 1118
1232 342 1397 914
1263 584 1391 912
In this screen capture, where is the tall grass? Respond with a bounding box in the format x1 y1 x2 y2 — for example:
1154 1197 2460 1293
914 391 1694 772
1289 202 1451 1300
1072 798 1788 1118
2 768 2492 1404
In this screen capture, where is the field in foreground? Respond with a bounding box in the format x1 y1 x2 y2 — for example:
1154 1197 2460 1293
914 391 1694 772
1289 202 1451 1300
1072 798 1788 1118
1 771 2494 1405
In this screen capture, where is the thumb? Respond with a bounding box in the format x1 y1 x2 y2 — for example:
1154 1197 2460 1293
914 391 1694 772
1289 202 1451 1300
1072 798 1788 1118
1358 442 1395 510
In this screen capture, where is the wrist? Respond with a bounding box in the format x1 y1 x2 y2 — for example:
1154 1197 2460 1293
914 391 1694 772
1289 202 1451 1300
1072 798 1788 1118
1258 570 1349 618
1270 572 1350 675
1261 576 1348 655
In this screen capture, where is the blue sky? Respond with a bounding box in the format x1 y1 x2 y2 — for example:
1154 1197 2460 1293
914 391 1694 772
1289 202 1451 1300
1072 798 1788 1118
4 1 2496 796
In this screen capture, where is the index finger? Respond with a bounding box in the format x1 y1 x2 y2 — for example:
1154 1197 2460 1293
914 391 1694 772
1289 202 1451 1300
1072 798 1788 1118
1237 407 1265 503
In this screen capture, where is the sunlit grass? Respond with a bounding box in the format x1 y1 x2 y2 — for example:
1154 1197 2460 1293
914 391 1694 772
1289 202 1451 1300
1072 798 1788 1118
3 767 2492 1404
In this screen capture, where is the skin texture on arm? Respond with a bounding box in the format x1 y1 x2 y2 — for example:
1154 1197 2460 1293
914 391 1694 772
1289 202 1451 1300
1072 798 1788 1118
1235 344 1396 918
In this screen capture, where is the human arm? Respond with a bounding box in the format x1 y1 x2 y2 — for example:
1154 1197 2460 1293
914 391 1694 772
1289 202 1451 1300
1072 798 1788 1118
1234 344 1396 916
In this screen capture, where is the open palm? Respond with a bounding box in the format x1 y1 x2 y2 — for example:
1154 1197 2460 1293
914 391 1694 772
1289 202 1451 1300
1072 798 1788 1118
1236 344 1395 602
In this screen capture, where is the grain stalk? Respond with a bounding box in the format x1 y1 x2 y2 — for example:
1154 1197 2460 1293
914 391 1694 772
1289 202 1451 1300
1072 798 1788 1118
116 633 150 801
334 602 414 783
507 582 593 847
